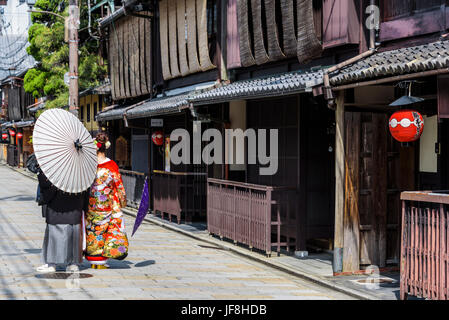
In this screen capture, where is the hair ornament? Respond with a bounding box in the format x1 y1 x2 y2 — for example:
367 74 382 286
93 140 103 149
106 141 111 149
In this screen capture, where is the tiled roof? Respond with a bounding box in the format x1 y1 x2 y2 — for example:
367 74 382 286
0 121 12 129
190 70 324 105
96 86 217 121
330 40 449 85
96 105 129 121
97 93 190 122
14 119 34 128
0 119 34 128
0 35 36 81
125 93 190 119
80 82 111 97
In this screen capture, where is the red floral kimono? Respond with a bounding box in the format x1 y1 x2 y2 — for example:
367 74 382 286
85 159 128 261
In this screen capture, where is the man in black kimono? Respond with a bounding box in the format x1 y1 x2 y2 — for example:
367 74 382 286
36 171 89 273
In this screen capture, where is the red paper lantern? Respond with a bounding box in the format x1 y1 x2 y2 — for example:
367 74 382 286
389 110 424 142
17 132 23 139
2 133 7 140
151 131 164 146
9 129 15 137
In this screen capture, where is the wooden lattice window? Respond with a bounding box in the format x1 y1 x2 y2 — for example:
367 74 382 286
115 136 129 168
381 0 445 22
379 0 448 41
207 0 217 57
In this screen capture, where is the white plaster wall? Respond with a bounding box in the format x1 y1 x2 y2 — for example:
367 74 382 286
419 115 438 173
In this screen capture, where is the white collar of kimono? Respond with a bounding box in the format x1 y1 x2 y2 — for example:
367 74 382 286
98 157 111 165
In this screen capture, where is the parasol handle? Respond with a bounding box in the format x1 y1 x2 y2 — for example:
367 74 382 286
74 139 83 151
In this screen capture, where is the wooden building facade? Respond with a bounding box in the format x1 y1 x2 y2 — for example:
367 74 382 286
0 76 35 168
96 0 449 275
79 83 112 137
327 0 449 273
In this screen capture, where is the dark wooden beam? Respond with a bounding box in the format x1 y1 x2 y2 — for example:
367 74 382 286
333 92 345 273
343 111 361 272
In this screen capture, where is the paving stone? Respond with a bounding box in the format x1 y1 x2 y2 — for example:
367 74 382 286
0 165 354 300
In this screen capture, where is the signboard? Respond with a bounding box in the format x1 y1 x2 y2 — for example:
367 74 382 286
151 118 163 127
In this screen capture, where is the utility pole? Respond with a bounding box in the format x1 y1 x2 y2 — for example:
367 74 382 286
68 0 80 117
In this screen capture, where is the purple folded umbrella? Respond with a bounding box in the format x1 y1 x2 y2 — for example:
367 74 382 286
132 177 150 236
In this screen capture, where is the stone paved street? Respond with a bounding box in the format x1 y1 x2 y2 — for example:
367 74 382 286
0 165 354 300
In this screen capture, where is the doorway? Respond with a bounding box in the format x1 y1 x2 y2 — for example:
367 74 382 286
345 111 416 269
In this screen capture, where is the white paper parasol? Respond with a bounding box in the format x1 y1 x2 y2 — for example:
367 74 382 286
33 108 97 193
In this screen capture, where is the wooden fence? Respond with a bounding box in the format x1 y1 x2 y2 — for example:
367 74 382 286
207 178 297 257
119 169 147 209
153 170 207 224
7 145 18 167
0 144 6 163
400 191 449 300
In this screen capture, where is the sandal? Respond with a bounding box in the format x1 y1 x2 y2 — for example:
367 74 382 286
91 264 109 269
36 264 56 273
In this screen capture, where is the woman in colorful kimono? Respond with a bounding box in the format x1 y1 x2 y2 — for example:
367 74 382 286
85 132 128 269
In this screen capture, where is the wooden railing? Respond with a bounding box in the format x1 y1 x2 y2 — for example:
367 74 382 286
207 178 297 257
153 170 207 224
119 169 147 209
22 151 31 170
400 191 449 300
7 145 18 167
0 144 6 163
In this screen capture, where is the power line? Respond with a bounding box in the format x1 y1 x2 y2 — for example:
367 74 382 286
0 40 28 59
0 32 29 56
0 13 33 75
0 54 30 68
